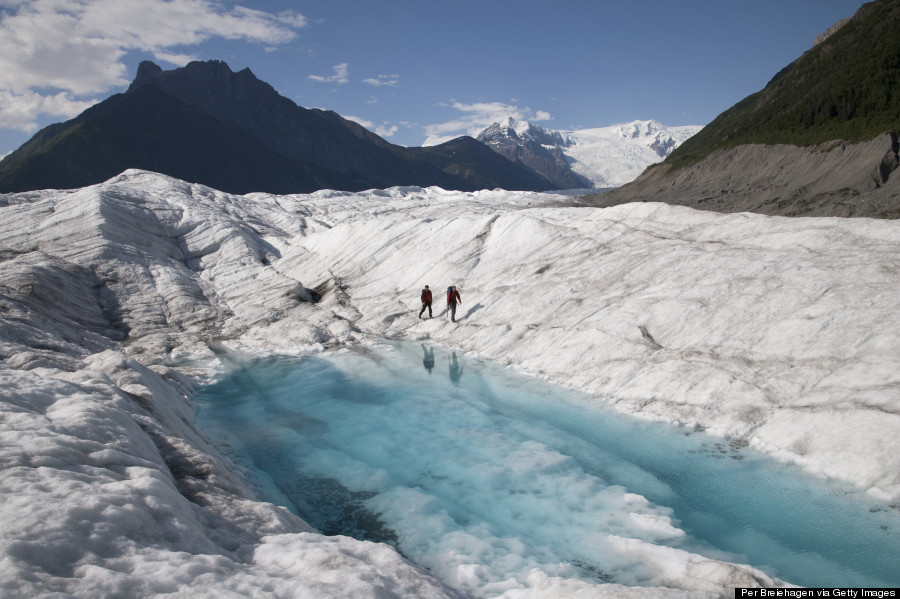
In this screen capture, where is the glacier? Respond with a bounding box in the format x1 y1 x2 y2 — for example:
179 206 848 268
1 170 898 597
558 120 702 188
475 118 702 190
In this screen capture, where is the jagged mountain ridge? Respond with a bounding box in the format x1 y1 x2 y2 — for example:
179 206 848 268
476 119 592 189
477 118 702 189
0 60 556 195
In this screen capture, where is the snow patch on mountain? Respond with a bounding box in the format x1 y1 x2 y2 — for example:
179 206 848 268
478 118 702 189
558 120 701 188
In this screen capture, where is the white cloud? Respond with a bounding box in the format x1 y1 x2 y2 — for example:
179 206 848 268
274 10 308 29
362 74 398 87
308 63 349 85
375 124 398 138
343 115 373 129
342 116 398 140
0 0 307 132
422 101 552 146
152 51 200 66
0 89 98 131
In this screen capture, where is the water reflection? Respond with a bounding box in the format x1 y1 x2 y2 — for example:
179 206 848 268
421 344 435 374
449 352 463 384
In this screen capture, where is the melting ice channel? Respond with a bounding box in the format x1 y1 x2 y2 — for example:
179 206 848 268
193 341 900 595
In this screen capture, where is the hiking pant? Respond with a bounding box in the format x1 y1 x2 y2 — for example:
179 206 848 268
419 301 432 318
448 302 457 322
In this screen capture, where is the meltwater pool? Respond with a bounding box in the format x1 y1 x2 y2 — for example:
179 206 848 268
193 341 900 595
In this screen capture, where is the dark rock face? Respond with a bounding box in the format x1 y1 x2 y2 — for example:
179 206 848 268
403 136 560 191
649 135 677 158
0 60 555 194
477 120 592 190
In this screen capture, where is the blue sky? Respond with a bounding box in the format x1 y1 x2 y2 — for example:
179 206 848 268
0 0 866 157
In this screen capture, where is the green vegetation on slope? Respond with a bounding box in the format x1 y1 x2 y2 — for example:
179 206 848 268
667 0 900 170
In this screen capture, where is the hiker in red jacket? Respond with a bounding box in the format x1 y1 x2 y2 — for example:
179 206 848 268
446 285 461 322
419 285 433 319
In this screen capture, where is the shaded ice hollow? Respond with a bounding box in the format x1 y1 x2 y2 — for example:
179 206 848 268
1 170 898 597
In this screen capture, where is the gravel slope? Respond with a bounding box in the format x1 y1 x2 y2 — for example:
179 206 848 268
583 132 900 218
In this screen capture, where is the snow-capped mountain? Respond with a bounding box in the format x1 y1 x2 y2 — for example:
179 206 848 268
476 119 592 189
477 118 702 189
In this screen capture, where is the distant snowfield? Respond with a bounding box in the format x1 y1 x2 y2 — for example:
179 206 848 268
1 170 898 597
475 118 703 189
559 120 702 187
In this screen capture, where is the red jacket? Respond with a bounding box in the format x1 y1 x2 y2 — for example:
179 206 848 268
421 288 432 303
447 288 461 305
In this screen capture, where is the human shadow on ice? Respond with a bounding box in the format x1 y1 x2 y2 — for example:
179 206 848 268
460 303 484 321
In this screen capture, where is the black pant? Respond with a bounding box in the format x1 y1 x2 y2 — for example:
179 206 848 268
449 302 457 321
419 301 432 318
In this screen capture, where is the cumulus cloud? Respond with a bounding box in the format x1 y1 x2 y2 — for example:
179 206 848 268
342 116 398 140
343 115 373 129
422 101 552 146
362 74 398 87
375 124 398 138
0 89 98 132
308 63 349 85
0 0 307 132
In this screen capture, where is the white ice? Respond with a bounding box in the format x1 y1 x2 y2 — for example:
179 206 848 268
557 120 702 187
1 169 898 597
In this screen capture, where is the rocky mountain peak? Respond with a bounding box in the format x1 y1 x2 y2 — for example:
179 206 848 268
127 59 258 95
126 59 273 103
0 59 556 194
477 119 590 189
128 60 164 90
479 119 571 149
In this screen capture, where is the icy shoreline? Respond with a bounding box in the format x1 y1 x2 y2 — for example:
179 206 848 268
1 170 898 597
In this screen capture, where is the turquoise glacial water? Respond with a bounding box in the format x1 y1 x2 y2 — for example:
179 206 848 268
193 341 900 594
